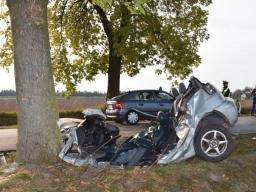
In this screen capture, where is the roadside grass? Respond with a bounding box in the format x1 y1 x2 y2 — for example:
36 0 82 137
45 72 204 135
1 134 256 192
0 125 17 129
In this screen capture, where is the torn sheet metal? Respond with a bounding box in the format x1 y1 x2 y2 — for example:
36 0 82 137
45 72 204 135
58 76 239 168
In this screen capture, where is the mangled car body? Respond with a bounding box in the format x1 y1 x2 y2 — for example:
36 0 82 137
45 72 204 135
58 76 239 168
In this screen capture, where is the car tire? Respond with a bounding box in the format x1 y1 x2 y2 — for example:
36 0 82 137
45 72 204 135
114 119 125 124
125 110 139 125
194 124 233 162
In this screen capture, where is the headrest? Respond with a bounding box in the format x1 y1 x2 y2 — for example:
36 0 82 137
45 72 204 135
172 87 179 97
179 82 186 94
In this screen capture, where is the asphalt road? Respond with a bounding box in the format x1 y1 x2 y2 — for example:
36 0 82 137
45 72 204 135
0 116 255 153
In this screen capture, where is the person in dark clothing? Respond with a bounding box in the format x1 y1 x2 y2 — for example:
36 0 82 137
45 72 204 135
221 80 230 97
250 85 256 116
249 85 256 141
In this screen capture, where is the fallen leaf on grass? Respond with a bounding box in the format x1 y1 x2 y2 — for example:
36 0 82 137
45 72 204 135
80 180 90 185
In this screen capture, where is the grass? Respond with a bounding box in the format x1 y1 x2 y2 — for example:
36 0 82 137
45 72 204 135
1 134 256 192
0 125 17 129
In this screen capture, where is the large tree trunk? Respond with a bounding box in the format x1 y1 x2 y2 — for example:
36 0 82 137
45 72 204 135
92 3 122 99
107 53 121 99
7 0 62 164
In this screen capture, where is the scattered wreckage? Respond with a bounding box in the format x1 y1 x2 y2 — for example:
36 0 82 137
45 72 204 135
58 76 240 168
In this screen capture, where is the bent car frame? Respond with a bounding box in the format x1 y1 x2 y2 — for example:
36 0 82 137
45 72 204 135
58 76 239 168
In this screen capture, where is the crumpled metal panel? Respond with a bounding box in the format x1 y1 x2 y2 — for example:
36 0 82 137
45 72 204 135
82 108 106 119
59 129 99 167
58 78 239 168
158 86 238 164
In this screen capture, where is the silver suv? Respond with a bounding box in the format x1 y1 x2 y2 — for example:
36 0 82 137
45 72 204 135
58 76 239 167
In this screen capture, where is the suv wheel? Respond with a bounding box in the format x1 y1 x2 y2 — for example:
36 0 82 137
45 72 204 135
194 124 233 162
125 110 139 125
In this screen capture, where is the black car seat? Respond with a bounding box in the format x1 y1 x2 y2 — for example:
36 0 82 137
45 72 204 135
157 87 180 121
172 87 179 98
146 93 153 100
169 83 186 119
179 82 186 94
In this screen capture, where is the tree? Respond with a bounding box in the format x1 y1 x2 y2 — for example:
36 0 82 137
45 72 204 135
0 0 148 164
231 89 243 100
0 89 16 96
6 0 62 164
1 1 211 99
242 86 253 93
47 0 211 98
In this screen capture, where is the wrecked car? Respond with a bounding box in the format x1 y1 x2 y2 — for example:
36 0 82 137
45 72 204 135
58 76 239 168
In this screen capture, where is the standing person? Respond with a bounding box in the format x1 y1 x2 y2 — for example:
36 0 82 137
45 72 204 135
250 85 256 141
250 85 256 116
221 80 230 97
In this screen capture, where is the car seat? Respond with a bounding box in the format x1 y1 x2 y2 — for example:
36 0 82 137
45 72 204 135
146 93 153 100
172 87 179 98
169 83 186 119
157 87 179 120
179 82 186 94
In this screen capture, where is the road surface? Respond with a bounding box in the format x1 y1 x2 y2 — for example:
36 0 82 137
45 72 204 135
0 116 255 153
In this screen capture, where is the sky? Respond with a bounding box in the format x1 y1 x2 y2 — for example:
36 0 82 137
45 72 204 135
1 0 256 93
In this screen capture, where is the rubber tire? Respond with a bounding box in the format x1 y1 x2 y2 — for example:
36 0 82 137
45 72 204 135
194 124 233 162
125 110 139 125
114 119 125 124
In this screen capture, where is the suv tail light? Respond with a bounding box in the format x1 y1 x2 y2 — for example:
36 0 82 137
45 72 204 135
115 101 122 109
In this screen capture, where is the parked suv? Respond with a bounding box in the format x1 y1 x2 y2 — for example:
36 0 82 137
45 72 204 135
106 90 175 125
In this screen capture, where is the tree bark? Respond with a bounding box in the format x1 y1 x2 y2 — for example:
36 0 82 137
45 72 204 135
7 0 62 164
91 2 122 99
107 51 122 99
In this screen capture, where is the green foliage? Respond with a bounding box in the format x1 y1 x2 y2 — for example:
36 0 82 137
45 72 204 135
0 89 16 96
47 0 212 97
0 6 13 69
231 89 243 99
0 0 212 98
59 110 84 119
243 86 253 92
0 112 17 126
0 111 84 126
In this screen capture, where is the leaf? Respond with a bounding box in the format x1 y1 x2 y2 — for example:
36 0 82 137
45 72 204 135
135 3 145 15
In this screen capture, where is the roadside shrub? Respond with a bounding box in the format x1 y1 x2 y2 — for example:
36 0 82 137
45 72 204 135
0 112 17 126
0 102 252 126
59 110 84 119
241 99 252 115
0 110 85 126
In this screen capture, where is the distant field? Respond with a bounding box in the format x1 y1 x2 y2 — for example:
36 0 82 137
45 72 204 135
0 97 253 113
0 97 106 112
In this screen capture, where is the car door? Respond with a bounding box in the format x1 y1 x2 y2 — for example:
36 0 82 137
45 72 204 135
135 91 159 116
153 91 175 112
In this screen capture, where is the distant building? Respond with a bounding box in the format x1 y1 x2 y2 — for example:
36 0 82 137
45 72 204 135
241 93 246 100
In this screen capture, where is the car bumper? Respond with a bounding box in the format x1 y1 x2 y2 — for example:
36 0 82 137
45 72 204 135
106 109 127 120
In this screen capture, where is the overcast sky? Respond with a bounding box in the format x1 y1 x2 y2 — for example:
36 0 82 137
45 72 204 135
1 0 256 93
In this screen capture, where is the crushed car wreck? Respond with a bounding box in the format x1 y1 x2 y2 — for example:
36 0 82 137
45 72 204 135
58 76 240 168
